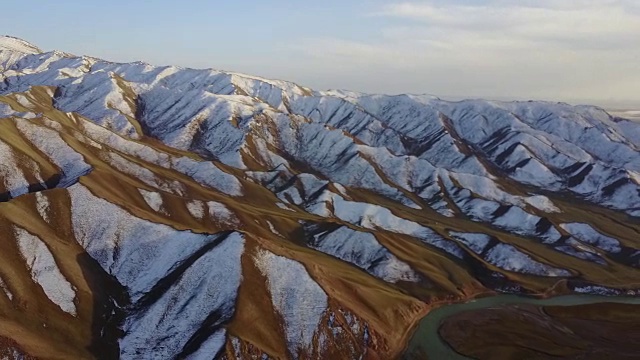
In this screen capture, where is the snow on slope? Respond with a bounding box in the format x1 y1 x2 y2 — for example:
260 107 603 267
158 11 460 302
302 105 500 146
15 226 77 315
0 277 12 300
35 191 50 222
77 118 243 196
485 243 571 277
560 223 622 253
255 249 328 358
0 36 41 54
450 231 571 276
138 189 165 213
0 36 41 71
0 139 32 197
121 232 245 359
69 183 247 357
305 189 464 258
16 119 92 187
449 232 492 254
55 71 138 138
69 184 214 300
311 226 420 283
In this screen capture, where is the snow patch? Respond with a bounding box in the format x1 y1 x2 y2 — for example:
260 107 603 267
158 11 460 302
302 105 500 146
35 192 50 222
15 227 77 315
207 201 237 224
329 194 464 258
525 195 561 213
0 140 29 197
276 202 295 211
311 226 420 283
267 221 283 237
0 277 13 300
186 200 205 219
138 189 164 213
254 249 327 357
560 223 621 253
485 243 570 277
449 232 491 254
16 119 91 187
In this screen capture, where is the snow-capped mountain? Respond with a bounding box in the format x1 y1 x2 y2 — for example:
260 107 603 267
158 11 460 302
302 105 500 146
0 35 639 359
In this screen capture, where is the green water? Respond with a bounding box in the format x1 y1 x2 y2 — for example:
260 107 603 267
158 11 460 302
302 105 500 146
404 294 640 359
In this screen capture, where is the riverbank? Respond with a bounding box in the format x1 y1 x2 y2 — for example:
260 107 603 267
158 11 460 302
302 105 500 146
403 294 640 359
441 301 640 359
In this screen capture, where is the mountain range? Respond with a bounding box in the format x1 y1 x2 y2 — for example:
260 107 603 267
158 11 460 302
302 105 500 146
0 35 639 359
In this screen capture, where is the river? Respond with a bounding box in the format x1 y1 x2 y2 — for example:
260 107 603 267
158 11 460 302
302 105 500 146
404 294 640 359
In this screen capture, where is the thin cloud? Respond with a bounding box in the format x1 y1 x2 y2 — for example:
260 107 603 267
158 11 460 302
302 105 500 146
376 1 640 48
292 1 640 107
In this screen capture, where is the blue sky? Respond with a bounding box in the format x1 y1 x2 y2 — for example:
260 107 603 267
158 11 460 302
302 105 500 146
4 1 640 107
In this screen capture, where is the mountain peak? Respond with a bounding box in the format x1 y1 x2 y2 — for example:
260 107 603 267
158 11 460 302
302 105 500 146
0 35 41 54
